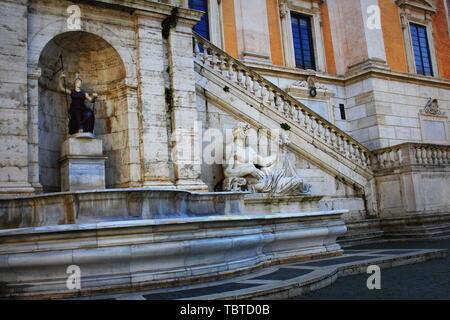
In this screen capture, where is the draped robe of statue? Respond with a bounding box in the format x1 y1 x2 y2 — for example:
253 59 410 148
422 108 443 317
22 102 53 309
223 122 310 195
68 89 95 135
58 72 98 136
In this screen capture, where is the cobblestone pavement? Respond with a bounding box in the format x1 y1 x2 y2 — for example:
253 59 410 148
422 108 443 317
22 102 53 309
293 239 450 300
78 245 446 300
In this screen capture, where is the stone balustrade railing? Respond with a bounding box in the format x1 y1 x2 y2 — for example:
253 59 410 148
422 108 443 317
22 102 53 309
372 143 450 170
193 34 373 171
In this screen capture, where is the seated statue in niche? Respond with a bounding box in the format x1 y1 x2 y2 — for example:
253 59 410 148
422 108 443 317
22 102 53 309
223 122 311 195
58 72 98 137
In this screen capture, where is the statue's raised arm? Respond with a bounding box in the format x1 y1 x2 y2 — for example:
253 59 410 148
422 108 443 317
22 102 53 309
58 72 71 95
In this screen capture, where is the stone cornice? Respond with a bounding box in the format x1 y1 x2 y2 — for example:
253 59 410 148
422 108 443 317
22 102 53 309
243 61 450 90
395 0 437 14
70 0 203 22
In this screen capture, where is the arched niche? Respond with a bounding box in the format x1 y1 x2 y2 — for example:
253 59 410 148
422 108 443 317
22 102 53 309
38 31 128 192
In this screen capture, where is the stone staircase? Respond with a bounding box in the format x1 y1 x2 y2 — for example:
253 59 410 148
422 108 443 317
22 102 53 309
193 33 374 192
193 34 450 244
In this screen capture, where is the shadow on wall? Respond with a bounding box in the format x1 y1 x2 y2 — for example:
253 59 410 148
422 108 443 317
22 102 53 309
37 31 128 192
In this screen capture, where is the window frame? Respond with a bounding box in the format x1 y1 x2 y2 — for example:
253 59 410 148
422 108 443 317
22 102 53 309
397 1 439 78
279 0 326 72
189 0 224 49
409 22 434 76
445 0 450 36
290 12 316 70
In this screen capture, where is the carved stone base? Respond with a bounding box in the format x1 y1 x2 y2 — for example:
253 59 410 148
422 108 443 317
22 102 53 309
175 178 209 192
60 137 107 192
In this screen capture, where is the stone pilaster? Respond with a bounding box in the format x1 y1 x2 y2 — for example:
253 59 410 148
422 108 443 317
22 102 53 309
0 0 35 196
135 10 176 188
167 8 208 191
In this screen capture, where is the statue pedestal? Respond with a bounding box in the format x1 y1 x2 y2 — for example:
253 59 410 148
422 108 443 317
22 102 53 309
60 135 107 192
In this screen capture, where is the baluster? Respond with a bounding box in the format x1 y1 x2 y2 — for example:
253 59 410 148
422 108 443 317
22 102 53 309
227 60 234 80
253 79 261 98
415 147 422 164
199 41 207 63
376 153 382 169
314 120 321 139
421 147 427 164
393 148 400 166
237 69 243 86
276 96 284 113
342 138 349 156
310 116 316 136
330 130 337 150
437 149 443 165
337 135 344 154
366 152 372 167
193 37 200 58
283 101 291 117
349 142 355 160
381 151 389 168
349 143 355 161
292 106 300 122
244 72 252 91
210 51 218 69
386 150 393 168
268 90 275 108
354 147 361 164
260 85 268 104
220 56 227 75
431 149 437 165
360 149 367 166
324 126 331 144
302 111 309 130
426 148 432 164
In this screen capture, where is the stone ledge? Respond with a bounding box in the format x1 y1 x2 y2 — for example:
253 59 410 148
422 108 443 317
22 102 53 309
74 248 447 300
0 210 347 299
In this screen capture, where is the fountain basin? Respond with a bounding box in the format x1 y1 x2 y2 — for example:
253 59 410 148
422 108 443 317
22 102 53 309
0 210 347 299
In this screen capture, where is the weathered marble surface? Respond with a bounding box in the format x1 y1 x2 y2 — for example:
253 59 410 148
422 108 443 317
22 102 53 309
60 137 107 192
0 188 245 229
0 209 347 299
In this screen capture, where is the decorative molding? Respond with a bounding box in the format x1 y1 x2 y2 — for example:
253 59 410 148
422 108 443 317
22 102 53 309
395 0 437 15
278 0 326 72
208 0 224 49
421 98 445 116
418 98 449 144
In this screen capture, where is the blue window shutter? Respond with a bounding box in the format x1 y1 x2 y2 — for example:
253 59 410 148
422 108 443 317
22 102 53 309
291 13 316 70
410 23 433 76
189 0 210 40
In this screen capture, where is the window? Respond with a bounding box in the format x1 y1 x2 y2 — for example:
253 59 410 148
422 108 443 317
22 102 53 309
397 1 438 77
189 0 210 40
339 104 346 120
410 23 433 76
290 13 316 70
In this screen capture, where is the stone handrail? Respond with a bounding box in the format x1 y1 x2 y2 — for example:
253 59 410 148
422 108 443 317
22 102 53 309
193 34 372 171
372 143 450 170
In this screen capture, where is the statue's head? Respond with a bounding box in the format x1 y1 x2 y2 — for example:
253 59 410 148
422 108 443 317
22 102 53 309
73 73 82 89
232 122 251 140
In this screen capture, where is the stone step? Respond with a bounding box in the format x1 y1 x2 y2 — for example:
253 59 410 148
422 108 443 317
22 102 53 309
79 248 447 300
